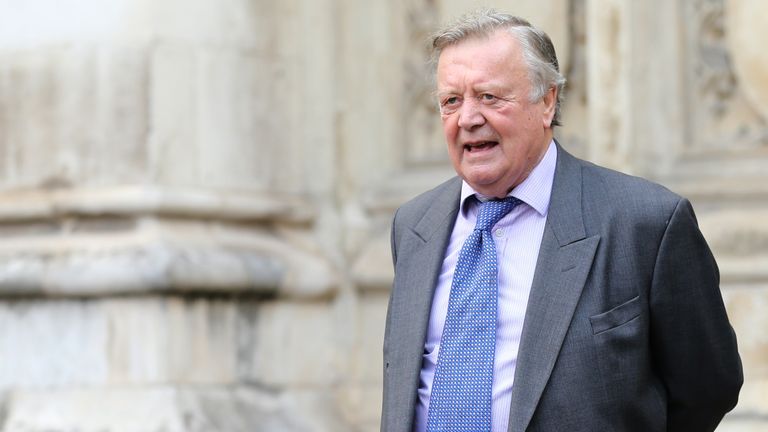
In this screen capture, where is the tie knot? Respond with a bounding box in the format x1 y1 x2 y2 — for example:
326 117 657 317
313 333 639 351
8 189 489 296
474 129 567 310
474 196 520 231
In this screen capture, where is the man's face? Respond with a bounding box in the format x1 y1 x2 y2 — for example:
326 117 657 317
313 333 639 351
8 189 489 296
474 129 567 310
436 30 556 198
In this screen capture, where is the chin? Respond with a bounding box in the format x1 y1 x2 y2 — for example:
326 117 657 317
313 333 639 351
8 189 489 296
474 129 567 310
465 173 518 196
464 172 502 190
465 180 501 196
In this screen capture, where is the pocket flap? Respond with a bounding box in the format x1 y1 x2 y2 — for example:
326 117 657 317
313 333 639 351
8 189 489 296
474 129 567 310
589 295 642 334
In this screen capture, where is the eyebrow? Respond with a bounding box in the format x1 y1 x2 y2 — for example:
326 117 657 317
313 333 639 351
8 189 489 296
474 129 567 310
436 83 511 98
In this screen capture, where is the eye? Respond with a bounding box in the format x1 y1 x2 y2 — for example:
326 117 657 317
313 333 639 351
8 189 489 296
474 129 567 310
439 96 461 114
442 96 460 107
480 93 496 103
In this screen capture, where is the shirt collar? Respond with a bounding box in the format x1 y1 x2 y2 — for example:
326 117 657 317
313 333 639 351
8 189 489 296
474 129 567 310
459 139 557 217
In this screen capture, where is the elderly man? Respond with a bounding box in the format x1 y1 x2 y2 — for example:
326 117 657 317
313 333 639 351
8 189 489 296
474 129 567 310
381 10 742 432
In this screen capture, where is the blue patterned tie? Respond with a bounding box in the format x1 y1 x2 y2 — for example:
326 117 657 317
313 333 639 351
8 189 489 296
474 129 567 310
427 196 521 432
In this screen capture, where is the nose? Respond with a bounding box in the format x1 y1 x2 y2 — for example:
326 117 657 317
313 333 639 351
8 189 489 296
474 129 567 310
456 98 486 130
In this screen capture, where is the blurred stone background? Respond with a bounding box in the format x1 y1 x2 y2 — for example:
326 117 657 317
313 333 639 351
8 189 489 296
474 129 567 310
0 0 765 431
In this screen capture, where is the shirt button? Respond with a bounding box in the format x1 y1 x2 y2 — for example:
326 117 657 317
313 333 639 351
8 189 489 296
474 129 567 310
494 229 503 237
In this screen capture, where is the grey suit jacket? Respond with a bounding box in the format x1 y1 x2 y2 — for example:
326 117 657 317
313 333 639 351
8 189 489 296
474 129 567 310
381 145 742 432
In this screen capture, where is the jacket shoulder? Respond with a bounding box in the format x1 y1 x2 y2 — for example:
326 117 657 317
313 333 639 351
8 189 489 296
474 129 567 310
577 158 684 220
394 176 462 227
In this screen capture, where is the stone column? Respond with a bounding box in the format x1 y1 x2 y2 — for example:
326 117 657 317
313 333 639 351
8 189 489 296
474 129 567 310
0 0 341 430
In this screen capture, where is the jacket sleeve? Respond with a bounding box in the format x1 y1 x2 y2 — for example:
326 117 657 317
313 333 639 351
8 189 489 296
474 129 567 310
649 198 743 431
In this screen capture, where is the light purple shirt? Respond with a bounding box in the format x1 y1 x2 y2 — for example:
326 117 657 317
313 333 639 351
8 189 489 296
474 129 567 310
413 141 557 432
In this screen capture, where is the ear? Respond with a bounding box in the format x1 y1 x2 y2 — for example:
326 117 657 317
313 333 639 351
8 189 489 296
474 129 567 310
541 86 557 128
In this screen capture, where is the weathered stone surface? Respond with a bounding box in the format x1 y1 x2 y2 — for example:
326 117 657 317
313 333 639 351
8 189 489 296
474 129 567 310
723 286 768 380
351 232 394 291
1 386 348 432
720 377 768 431
726 0 768 122
720 285 768 430
718 419 768 432
699 210 768 283
335 293 389 430
0 211 336 298
353 293 389 385
724 377 768 423
2 387 186 432
337 386 383 432
241 301 337 387
0 297 239 389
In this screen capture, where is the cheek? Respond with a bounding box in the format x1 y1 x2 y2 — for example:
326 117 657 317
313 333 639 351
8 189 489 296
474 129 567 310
441 117 458 139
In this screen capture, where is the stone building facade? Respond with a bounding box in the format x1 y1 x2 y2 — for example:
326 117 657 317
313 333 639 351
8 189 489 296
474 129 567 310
0 0 765 431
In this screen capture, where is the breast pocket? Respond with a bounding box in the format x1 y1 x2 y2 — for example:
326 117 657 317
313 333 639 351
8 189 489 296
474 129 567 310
589 295 642 335
589 294 648 385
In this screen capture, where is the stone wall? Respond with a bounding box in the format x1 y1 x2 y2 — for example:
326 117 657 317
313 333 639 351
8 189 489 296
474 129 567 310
0 0 765 431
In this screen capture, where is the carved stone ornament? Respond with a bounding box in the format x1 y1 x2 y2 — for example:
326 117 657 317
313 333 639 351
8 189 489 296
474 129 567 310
726 0 768 122
683 0 767 155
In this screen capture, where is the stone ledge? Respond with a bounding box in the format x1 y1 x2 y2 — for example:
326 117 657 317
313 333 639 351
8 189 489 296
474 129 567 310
0 218 336 299
361 167 456 215
0 186 314 223
665 175 768 204
0 244 283 296
699 210 768 284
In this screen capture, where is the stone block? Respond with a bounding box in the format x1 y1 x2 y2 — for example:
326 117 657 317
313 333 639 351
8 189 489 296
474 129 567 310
336 386 383 432
0 300 109 389
2 387 186 432
1 386 350 432
240 301 337 387
722 285 768 429
0 297 240 390
723 285 768 379
719 378 768 431
351 232 394 291
354 293 388 384
700 210 768 284
0 44 149 187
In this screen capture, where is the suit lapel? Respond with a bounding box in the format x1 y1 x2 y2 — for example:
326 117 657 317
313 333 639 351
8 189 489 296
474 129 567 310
507 146 600 432
388 178 461 432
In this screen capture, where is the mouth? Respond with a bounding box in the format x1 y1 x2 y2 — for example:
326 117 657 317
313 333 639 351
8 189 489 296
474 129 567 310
464 141 499 152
